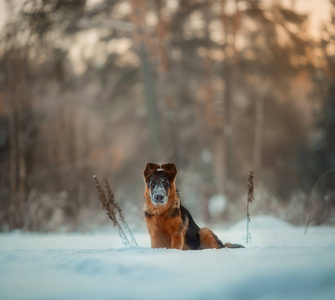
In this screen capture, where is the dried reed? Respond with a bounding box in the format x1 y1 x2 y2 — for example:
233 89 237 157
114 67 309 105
93 175 138 247
246 170 254 243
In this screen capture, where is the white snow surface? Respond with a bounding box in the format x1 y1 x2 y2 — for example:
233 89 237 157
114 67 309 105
1 215 335 300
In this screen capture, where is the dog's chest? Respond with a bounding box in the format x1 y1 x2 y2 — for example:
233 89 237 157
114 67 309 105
147 213 183 235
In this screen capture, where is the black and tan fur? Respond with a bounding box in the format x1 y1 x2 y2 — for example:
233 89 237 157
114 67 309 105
143 163 244 250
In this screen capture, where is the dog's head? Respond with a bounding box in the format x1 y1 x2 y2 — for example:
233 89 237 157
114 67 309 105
143 163 177 206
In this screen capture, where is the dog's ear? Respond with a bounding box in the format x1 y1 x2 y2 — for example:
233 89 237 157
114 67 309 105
143 163 160 183
161 163 177 183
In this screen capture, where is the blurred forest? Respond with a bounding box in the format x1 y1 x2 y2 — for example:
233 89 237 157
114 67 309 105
0 0 334 232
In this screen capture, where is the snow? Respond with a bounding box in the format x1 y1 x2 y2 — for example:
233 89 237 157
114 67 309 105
1 216 335 300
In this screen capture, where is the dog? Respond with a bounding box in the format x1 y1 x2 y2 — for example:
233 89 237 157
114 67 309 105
143 163 244 250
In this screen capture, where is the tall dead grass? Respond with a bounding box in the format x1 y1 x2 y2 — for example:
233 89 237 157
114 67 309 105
93 175 138 247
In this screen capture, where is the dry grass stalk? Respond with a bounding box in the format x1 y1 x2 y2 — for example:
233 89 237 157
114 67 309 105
104 178 138 246
246 170 254 243
93 175 137 247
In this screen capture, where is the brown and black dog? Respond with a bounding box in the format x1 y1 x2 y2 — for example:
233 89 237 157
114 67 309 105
143 163 244 250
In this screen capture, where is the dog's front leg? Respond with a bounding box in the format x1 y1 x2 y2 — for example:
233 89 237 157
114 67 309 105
149 230 169 249
171 232 184 250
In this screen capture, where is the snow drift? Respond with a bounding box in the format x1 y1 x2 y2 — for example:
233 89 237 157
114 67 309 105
1 216 335 300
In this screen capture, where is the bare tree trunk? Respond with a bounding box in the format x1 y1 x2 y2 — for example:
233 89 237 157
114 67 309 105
8 105 18 228
202 6 226 197
17 100 27 214
223 61 234 181
131 0 161 159
212 130 226 194
201 184 211 223
253 96 264 173
153 0 179 161
4 48 34 229
8 102 27 228
221 0 240 185
18 130 26 214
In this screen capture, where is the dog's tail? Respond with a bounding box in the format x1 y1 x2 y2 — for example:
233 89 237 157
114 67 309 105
223 242 245 249
211 229 245 249
200 228 245 249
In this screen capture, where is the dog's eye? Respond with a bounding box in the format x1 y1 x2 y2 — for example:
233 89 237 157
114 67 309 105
163 181 168 187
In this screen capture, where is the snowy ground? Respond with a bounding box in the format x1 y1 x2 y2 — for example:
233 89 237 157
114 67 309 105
1 216 335 300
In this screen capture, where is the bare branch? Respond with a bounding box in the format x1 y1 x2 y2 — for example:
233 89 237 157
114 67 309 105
246 170 254 243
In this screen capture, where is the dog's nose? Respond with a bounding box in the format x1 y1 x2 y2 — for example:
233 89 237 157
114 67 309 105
155 195 164 202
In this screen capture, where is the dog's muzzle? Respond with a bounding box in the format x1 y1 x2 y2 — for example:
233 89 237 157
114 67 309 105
151 186 168 205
